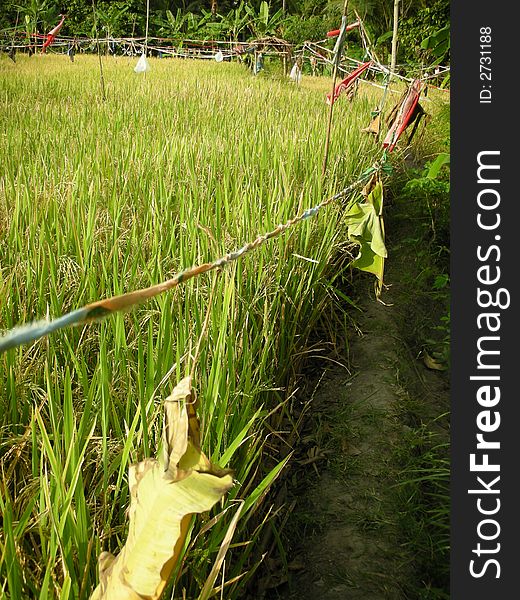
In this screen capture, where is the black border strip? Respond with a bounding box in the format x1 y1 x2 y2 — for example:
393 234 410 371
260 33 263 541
451 1 517 596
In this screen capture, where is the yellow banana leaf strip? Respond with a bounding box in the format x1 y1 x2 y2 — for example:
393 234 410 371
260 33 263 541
90 376 234 600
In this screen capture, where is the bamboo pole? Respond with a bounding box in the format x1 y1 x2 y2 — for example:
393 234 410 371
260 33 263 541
91 0 106 101
322 0 349 177
144 0 150 78
390 0 400 78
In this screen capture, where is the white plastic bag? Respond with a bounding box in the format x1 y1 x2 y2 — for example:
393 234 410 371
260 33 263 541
289 63 302 84
214 50 224 63
134 52 150 73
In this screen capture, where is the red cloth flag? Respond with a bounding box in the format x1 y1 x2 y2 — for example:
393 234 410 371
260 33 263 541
41 15 66 53
383 79 424 152
327 21 360 37
326 61 372 106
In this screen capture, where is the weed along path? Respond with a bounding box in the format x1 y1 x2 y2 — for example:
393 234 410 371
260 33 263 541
259 193 450 599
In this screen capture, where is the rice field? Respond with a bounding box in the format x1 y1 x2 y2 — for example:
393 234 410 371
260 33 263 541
0 53 383 598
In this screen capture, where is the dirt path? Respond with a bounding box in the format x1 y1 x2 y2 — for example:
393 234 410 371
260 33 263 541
259 198 450 599
285 279 414 599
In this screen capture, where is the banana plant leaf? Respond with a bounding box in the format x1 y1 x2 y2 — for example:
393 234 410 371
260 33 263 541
345 178 386 293
90 377 234 600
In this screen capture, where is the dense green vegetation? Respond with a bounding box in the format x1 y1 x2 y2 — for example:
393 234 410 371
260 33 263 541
1 0 449 69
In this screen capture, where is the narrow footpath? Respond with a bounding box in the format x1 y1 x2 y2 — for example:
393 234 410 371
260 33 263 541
259 194 450 599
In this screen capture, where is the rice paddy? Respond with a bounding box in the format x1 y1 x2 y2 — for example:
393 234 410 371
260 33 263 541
1 52 386 598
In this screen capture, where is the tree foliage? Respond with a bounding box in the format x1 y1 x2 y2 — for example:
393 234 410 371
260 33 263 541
2 0 450 69
399 0 450 66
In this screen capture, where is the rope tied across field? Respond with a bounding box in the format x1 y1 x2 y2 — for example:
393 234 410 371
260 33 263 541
0 158 386 354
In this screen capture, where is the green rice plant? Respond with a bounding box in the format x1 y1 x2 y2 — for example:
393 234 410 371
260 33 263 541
0 53 382 598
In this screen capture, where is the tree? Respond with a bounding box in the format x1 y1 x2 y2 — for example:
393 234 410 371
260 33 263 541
399 0 449 66
0 0 20 30
15 0 59 34
245 1 286 38
222 1 250 41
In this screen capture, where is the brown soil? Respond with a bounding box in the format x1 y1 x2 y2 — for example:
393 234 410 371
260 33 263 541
255 202 450 599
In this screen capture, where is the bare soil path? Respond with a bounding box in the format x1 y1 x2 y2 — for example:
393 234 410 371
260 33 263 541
258 196 450 599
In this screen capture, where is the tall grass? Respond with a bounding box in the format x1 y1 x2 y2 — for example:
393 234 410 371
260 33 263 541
0 53 380 598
